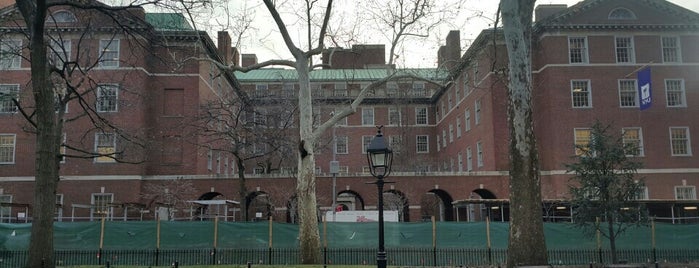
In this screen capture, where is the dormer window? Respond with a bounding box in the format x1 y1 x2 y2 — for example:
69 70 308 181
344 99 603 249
608 8 636 20
47 10 77 23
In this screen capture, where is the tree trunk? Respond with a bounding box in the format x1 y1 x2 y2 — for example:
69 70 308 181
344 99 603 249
608 219 618 263
20 1 60 267
500 0 548 267
296 58 322 264
236 157 248 221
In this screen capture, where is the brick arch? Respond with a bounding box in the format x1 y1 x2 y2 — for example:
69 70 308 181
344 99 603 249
424 189 454 221
337 189 365 211
385 189 409 222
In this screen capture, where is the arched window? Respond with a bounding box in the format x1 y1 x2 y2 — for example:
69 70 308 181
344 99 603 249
47 10 77 23
608 7 636 20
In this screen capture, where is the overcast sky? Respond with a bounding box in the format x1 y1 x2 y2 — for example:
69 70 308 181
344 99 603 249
217 0 699 68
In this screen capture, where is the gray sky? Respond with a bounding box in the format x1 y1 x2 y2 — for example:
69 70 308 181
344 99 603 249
220 0 699 68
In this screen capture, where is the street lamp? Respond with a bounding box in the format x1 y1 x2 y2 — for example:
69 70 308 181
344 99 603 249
366 126 393 268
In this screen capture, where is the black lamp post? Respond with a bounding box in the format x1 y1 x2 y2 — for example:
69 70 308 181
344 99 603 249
366 126 393 268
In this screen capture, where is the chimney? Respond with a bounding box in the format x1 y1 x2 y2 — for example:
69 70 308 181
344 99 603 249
438 30 461 70
217 31 232 65
241 54 258 67
535 4 567 22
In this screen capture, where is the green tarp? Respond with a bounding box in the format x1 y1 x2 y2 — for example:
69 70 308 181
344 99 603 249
1 221 697 251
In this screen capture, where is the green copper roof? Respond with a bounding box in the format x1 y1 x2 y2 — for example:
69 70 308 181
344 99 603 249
145 13 193 31
234 68 448 82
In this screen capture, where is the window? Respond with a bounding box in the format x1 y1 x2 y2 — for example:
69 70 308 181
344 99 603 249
618 80 638 107
571 80 591 108
255 84 268 97
635 186 649 200
574 128 592 156
389 136 402 153
96 84 118 112
94 133 116 163
60 133 66 163
436 136 440 152
568 37 588 63
466 147 473 171
415 107 428 125
362 108 374 126
457 153 463 172
91 193 114 220
0 194 12 222
665 79 686 107
608 8 636 20
0 39 21 69
622 128 644 156
99 39 120 67
442 130 446 148
463 73 471 97
476 141 483 167
441 102 445 118
254 109 267 125
465 110 471 131
670 127 691 156
334 83 347 97
282 83 294 97
449 124 454 143
207 149 212 170
475 100 481 125
49 39 71 69
411 82 425 96
55 194 64 220
675 186 697 200
614 37 634 63
388 107 401 126
0 84 19 113
0 134 16 164
362 135 373 153
456 117 462 138
416 135 429 153
47 10 77 23
386 82 398 96
448 93 453 110
661 36 680 63
454 86 460 102
335 136 348 154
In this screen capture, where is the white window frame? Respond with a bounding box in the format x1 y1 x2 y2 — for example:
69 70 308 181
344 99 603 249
466 147 473 171
568 36 589 64
334 83 348 97
465 109 471 132
463 73 471 97
388 107 401 126
669 127 692 156
457 152 463 172
0 84 19 113
449 124 454 143
675 186 696 200
91 193 114 220
386 82 398 96
614 36 635 63
94 133 117 163
335 136 348 154
456 117 462 138
475 100 481 125
98 39 120 68
618 79 638 108
255 84 268 97
622 127 644 157
0 194 12 222
436 135 440 152
571 80 592 108
661 36 681 63
416 135 429 153
442 130 446 148
448 92 453 110
574 128 592 156
412 82 425 96
476 141 483 167
49 39 71 69
665 79 686 107
96 84 119 112
0 134 16 164
0 39 22 69
362 107 374 126
362 135 373 153
415 107 428 125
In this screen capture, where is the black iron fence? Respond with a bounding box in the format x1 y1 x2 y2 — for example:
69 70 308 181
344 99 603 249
1 248 698 267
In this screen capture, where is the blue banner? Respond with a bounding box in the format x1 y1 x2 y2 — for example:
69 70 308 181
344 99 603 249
638 67 652 110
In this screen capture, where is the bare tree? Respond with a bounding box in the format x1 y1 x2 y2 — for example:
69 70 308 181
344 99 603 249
142 177 198 220
4 1 209 266
500 0 547 266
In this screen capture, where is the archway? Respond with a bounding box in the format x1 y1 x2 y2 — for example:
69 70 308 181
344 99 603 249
384 190 409 222
336 190 365 211
421 189 454 221
245 191 272 221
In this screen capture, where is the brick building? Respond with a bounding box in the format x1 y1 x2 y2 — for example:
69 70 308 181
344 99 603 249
0 0 697 223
